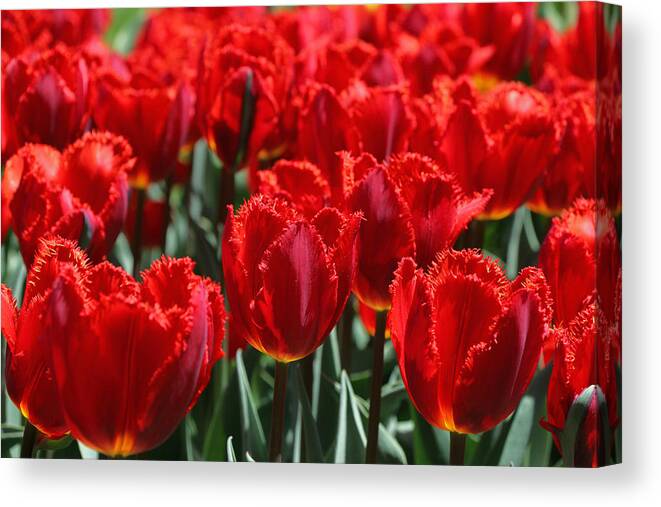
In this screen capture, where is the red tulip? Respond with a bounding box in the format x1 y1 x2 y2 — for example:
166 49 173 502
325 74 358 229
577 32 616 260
349 86 416 164
398 22 494 96
2 45 91 161
530 3 620 87
197 24 293 170
461 2 536 79
542 303 618 467
45 255 225 457
93 62 194 187
256 159 330 219
296 83 361 204
1 237 89 439
345 152 491 310
8 132 133 266
528 86 596 215
539 198 621 362
133 8 212 86
439 79 560 219
222 194 361 362
597 76 622 214
390 250 551 434
1 9 109 60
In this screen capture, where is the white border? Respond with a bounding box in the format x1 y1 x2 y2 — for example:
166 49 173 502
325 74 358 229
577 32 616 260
2 1 660 505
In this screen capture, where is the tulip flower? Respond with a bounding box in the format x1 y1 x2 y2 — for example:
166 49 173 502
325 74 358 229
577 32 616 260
1 237 89 443
530 2 616 85
542 303 618 467
460 2 536 80
527 86 596 215
93 61 194 188
438 79 560 219
197 24 293 170
223 194 360 363
45 255 225 457
255 159 331 219
296 83 361 204
390 250 551 462
345 151 491 311
1 9 109 60
344 152 490 463
8 131 133 267
223 194 360 460
539 198 621 361
2 45 91 161
397 22 494 96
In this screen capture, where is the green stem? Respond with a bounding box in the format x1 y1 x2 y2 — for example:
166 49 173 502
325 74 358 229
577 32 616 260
450 432 467 466
20 421 38 459
365 310 387 464
130 188 146 279
218 165 235 224
268 361 289 462
340 299 355 373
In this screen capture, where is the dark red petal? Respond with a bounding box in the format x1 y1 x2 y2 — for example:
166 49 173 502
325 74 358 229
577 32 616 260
351 87 414 162
389 257 440 426
439 98 489 196
256 159 330 218
348 167 415 310
452 284 546 433
297 84 361 203
252 222 338 362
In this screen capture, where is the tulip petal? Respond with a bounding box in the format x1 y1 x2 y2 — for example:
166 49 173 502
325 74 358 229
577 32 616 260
252 222 338 362
390 257 441 425
348 167 415 310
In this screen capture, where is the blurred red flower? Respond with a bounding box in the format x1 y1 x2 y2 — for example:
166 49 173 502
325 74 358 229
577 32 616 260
46 255 225 457
345 152 491 310
295 83 361 203
1 9 109 60
222 195 360 362
528 85 597 215
93 61 194 187
1 237 88 439
197 24 293 171
438 79 560 219
542 303 618 467
539 198 621 362
397 22 494 96
460 2 536 79
390 250 551 434
256 159 331 219
7 132 133 266
2 45 91 161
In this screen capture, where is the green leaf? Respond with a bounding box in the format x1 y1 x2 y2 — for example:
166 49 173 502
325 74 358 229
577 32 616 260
293 365 324 463
190 219 221 280
236 350 267 461
333 371 366 464
526 365 554 466
226 436 237 462
355 399 407 464
506 206 526 279
104 8 146 54
410 406 449 465
498 396 535 466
